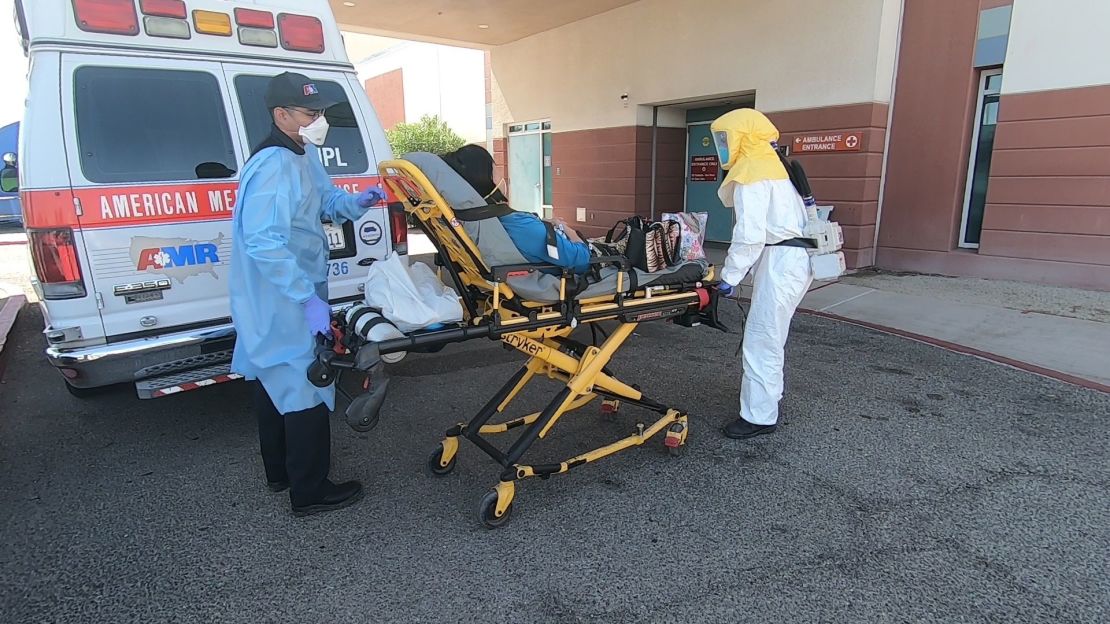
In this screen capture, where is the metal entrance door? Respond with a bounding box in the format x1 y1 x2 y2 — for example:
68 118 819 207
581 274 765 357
508 133 542 217
685 122 731 242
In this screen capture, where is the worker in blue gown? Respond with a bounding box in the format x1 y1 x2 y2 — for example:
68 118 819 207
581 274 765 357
229 72 384 516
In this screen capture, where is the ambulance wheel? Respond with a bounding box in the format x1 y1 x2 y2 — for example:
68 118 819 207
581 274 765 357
424 444 457 477
478 489 512 529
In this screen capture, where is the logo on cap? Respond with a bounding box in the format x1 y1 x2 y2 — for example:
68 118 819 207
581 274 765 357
303 84 319 96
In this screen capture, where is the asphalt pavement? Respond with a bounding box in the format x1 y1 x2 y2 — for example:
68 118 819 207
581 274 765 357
1 304 1108 623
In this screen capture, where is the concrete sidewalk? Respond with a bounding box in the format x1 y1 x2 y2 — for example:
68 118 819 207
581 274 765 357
704 245 1109 391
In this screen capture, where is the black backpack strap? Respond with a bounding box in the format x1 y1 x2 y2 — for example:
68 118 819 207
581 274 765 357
452 202 515 221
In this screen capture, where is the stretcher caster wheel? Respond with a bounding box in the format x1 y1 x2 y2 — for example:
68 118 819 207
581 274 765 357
425 443 457 477
478 489 513 529
664 422 687 457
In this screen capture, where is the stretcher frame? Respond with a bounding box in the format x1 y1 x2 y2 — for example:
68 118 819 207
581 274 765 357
319 158 720 528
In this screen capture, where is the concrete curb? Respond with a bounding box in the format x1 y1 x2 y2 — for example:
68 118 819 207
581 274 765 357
798 307 1110 395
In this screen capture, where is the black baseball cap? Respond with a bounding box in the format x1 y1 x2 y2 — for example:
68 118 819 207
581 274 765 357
264 72 337 111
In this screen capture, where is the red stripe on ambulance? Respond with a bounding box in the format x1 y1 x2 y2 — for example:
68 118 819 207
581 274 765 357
21 176 386 230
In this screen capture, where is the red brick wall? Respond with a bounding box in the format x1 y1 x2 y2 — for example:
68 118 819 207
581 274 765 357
771 103 889 268
547 127 640 238
979 84 1110 287
878 0 983 257
364 69 405 131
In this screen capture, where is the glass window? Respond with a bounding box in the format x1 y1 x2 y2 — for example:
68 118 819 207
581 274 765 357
234 75 369 175
983 99 999 126
962 71 1002 247
985 73 1003 94
74 67 238 184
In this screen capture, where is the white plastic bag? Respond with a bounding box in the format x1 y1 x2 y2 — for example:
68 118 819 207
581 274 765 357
662 212 708 261
363 254 463 333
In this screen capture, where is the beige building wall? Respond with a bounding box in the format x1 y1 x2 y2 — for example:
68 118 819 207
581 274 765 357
1002 0 1110 94
490 0 901 135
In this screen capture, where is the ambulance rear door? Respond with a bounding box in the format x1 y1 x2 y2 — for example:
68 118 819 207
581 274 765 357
60 53 244 339
222 64 391 305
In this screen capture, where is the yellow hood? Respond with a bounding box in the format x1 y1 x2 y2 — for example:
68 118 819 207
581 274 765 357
710 109 788 188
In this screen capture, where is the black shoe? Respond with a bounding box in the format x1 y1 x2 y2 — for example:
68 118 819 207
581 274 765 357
291 480 364 517
267 479 290 493
723 419 777 440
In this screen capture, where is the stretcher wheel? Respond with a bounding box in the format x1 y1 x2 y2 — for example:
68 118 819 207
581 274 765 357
478 489 512 529
425 443 457 477
665 422 687 457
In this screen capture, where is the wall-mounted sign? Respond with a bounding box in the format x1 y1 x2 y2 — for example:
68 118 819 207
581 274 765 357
792 132 863 153
689 155 719 181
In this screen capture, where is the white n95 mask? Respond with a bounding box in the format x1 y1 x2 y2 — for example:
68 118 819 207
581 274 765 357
299 116 330 146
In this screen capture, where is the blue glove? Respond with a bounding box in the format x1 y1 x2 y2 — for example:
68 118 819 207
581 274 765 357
302 294 332 336
717 282 734 298
357 185 385 208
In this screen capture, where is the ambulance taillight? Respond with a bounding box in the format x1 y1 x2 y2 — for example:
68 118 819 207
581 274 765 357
28 229 87 300
388 204 408 256
72 0 141 36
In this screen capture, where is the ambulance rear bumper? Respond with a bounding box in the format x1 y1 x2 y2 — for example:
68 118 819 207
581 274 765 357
45 323 237 389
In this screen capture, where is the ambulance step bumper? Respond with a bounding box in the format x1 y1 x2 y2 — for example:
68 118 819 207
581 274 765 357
135 363 243 399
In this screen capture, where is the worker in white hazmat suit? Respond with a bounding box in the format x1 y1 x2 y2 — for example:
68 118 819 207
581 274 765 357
710 109 814 439
230 72 384 515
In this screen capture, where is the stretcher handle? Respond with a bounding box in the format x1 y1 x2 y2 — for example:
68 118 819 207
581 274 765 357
490 262 568 282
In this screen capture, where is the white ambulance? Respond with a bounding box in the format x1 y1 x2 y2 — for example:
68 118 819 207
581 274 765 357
3 0 407 398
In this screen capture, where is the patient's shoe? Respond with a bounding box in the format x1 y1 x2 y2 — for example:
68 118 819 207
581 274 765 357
723 418 777 440
291 480 364 516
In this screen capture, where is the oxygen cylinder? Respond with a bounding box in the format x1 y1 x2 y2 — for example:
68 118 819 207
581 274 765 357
344 304 407 364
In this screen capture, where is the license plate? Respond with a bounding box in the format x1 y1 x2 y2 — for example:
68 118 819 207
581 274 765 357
323 222 346 251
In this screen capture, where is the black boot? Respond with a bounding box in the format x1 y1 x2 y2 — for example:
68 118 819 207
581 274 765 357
283 403 364 515
291 480 364 517
723 418 777 440
255 383 290 492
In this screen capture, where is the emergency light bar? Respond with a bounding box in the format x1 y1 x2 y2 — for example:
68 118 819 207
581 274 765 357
69 1 327 53
192 9 231 36
278 13 325 53
235 8 274 30
139 0 186 19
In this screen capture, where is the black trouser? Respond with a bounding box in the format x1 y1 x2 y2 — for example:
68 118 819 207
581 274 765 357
254 382 330 505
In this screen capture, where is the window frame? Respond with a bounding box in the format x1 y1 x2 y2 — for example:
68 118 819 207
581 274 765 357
958 68 1004 249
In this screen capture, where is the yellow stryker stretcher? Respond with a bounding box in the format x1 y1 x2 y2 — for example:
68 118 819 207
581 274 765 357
308 153 729 528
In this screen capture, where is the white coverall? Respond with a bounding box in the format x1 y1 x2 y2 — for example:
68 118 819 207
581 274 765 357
712 110 814 426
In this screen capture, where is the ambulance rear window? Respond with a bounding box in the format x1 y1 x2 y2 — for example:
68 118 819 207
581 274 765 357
234 75 369 175
74 67 238 184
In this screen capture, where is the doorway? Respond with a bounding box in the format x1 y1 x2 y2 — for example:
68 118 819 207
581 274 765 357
507 121 552 218
684 102 752 242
